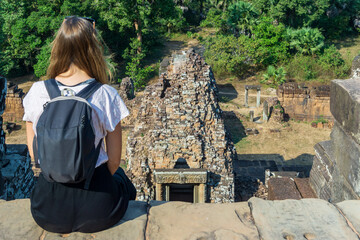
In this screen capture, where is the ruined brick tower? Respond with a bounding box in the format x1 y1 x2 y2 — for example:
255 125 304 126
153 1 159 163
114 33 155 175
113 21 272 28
126 49 236 203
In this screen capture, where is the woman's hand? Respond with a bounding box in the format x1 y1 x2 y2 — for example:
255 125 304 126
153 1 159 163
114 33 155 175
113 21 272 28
26 121 35 160
105 121 122 175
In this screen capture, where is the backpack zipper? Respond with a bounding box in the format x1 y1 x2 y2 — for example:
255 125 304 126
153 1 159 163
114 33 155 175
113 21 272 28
46 96 92 107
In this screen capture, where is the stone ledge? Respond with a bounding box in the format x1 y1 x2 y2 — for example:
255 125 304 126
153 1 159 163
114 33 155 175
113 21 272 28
331 78 360 145
1 198 360 239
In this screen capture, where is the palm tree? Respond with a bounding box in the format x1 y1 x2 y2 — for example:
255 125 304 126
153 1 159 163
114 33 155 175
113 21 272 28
286 27 325 55
226 1 259 36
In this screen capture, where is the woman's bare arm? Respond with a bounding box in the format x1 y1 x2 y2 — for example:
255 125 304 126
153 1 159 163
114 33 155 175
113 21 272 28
105 122 122 175
26 121 35 159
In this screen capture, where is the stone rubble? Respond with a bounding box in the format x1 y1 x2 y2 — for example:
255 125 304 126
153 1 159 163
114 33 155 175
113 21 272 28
126 49 236 203
263 97 285 122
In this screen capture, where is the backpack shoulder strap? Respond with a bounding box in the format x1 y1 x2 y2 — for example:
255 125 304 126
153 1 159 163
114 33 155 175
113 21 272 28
76 80 103 100
44 79 61 99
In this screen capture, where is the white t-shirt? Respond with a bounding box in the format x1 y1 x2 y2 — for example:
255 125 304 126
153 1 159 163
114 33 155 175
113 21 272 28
22 79 129 167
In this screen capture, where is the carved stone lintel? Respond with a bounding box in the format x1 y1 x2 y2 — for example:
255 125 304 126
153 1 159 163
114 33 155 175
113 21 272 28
154 170 207 184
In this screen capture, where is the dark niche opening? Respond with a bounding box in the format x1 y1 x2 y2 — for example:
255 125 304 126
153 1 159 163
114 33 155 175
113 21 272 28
168 184 194 203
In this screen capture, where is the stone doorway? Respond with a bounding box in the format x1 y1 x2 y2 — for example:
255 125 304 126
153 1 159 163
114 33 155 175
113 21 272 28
154 169 207 203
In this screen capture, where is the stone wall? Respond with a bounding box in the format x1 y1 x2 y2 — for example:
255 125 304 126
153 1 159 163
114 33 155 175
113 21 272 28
126 49 236 203
3 82 25 122
310 78 360 202
277 83 333 123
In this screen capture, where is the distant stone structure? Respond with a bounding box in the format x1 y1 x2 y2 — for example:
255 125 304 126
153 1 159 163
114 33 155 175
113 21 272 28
0 77 34 200
3 82 25 123
310 78 360 202
244 85 261 108
277 83 332 123
263 97 285 122
126 49 236 203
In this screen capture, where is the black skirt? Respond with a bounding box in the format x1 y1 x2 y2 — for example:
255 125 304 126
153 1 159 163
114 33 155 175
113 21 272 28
30 163 136 233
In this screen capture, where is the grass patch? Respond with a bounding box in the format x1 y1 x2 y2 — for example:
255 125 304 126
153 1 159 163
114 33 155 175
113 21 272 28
235 138 251 150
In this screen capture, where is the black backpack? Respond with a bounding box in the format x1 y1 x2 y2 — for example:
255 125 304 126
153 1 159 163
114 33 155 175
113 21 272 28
33 79 103 189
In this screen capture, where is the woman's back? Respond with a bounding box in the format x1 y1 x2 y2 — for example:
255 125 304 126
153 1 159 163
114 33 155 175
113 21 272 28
24 16 136 233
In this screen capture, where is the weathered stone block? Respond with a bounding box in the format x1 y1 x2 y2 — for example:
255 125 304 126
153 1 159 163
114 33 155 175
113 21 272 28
336 200 360 233
249 197 359 240
331 78 360 145
294 178 317 198
310 139 359 202
331 121 360 195
147 201 260 240
267 177 301 200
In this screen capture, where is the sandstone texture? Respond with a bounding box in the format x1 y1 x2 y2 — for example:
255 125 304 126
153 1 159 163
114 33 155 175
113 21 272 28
126 49 236 203
336 200 360 234
2 198 360 239
277 83 332 123
249 197 359 240
3 81 24 123
146 201 259 240
310 77 360 202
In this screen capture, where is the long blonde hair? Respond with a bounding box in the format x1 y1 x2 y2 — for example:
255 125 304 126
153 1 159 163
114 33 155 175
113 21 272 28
46 16 112 84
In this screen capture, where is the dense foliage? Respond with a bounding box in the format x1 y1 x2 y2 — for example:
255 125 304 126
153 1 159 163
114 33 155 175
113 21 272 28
200 0 356 83
0 0 358 86
0 0 186 87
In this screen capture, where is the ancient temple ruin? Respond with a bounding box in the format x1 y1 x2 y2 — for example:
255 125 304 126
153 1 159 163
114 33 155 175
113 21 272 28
0 77 34 200
3 82 25 123
277 83 332 123
126 49 236 203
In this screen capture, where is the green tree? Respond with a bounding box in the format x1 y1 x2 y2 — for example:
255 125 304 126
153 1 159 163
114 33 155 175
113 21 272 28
0 0 95 77
251 16 289 66
286 27 325 55
122 38 153 91
226 1 259 36
252 0 330 28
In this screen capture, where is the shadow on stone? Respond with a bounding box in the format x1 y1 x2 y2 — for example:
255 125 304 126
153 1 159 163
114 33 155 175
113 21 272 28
174 158 190 169
283 153 314 177
234 153 315 201
217 83 238 101
223 111 246 145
